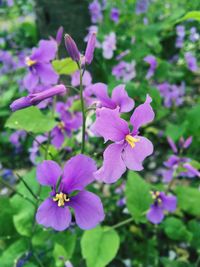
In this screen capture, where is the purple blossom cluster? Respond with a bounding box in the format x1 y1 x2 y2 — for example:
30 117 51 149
102 32 116 59
112 60 136 82
89 0 103 24
175 25 185 48
157 82 185 108
135 0 149 15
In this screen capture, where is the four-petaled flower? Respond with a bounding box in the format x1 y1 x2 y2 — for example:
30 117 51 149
36 155 104 231
24 39 59 91
92 95 154 183
147 191 177 224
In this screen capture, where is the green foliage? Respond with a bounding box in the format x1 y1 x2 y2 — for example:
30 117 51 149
125 172 152 223
176 186 200 216
179 11 200 22
52 58 78 75
81 226 120 267
5 106 57 134
188 220 200 249
163 217 192 242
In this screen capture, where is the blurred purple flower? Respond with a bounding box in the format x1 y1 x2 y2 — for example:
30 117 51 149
112 60 136 82
116 50 130 61
147 191 177 224
88 83 134 112
71 70 92 87
185 52 198 72
10 130 26 149
189 27 199 42
175 25 185 48
157 82 185 107
102 32 116 59
84 26 101 48
89 0 103 23
135 0 149 15
144 55 157 79
23 39 58 91
93 95 154 183
110 8 120 23
36 155 104 231
29 135 47 164
0 50 17 74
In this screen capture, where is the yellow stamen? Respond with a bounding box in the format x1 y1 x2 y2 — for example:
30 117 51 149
25 57 37 67
125 135 140 148
58 121 65 130
53 192 70 207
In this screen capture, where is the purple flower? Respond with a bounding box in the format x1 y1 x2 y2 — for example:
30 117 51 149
189 27 199 42
144 55 157 79
182 163 200 178
88 83 134 112
71 70 92 87
92 95 154 183
89 0 103 23
56 26 64 46
112 61 136 82
29 135 47 164
167 137 178 154
36 155 104 231
23 39 58 91
51 101 82 148
135 0 149 15
175 25 185 48
10 85 66 111
110 8 120 23
10 130 26 148
185 52 198 72
102 32 116 59
157 82 185 108
116 50 130 61
0 50 17 74
147 191 177 224
84 26 101 48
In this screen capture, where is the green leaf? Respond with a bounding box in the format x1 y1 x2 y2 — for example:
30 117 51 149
0 197 16 237
188 220 200 249
165 123 186 141
52 58 78 75
53 232 76 266
176 186 200 216
5 106 57 133
81 226 120 267
0 239 28 267
125 172 152 223
163 217 192 242
179 11 200 22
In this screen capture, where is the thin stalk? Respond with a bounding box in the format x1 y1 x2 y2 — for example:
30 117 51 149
109 217 134 230
16 173 39 200
66 84 80 93
0 178 36 206
79 67 86 154
33 253 45 267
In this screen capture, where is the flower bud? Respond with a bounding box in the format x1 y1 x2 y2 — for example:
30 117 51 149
56 26 64 46
64 34 80 62
85 32 96 65
10 85 66 112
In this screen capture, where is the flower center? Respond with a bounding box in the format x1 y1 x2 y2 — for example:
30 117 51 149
25 57 37 67
125 135 140 148
150 191 162 204
58 121 65 130
53 192 70 207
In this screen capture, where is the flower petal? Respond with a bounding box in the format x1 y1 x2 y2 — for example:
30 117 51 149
161 193 177 212
36 160 62 187
92 107 129 142
95 143 126 183
36 198 71 231
147 205 164 224
61 155 97 193
37 63 59 85
130 95 155 134
32 40 58 62
91 83 115 109
69 191 104 230
51 127 65 149
111 84 134 112
23 71 39 91
123 136 153 171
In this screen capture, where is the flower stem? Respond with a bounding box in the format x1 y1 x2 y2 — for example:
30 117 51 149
110 217 134 230
0 178 36 206
79 66 86 154
16 173 39 200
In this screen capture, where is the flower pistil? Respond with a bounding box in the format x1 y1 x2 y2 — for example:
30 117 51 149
25 57 37 67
